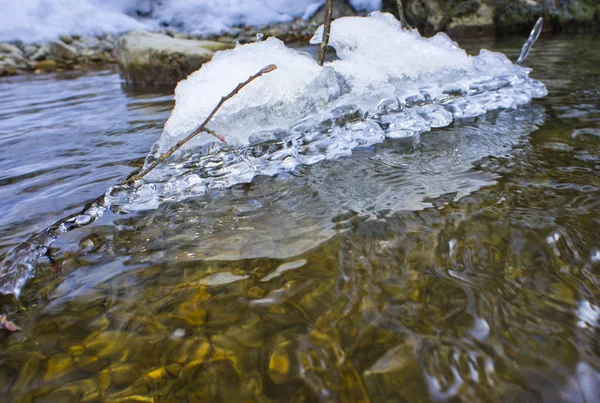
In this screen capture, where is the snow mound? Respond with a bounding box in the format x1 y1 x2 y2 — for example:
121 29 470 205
126 12 547 209
163 38 340 147
311 12 472 92
155 12 545 154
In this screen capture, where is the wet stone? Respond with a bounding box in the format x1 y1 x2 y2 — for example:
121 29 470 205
165 363 182 378
35 59 58 72
179 339 212 381
146 367 167 380
59 35 73 44
110 364 141 388
30 45 50 61
247 286 265 299
0 43 23 56
174 303 206 326
268 349 291 384
45 354 74 382
79 36 101 49
49 41 79 60
67 345 85 357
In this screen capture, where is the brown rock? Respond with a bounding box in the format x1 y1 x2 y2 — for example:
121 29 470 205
35 59 58 72
49 40 79 60
116 30 233 89
59 35 74 44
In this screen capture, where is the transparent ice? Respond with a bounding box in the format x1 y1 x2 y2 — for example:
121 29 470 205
0 13 548 296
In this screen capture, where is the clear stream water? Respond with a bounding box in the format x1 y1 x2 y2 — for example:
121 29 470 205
0 36 599 402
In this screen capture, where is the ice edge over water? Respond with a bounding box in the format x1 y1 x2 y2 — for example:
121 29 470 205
0 12 547 297
125 12 547 210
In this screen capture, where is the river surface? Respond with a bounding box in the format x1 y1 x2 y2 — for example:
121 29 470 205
0 36 599 402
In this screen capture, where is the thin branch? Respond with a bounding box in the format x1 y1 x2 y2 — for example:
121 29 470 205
317 0 334 66
203 126 226 143
128 64 278 183
0 315 20 332
396 0 412 30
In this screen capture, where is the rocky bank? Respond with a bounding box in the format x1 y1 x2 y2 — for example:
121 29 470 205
1 0 597 82
0 34 119 77
383 0 600 36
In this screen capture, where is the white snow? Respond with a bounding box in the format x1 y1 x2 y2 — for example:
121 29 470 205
0 0 149 43
311 12 472 93
0 0 380 43
349 0 382 11
164 37 340 146
149 0 327 36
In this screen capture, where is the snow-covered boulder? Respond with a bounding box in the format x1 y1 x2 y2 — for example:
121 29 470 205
116 30 234 89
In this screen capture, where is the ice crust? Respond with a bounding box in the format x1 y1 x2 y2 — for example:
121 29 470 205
163 38 341 146
145 12 547 204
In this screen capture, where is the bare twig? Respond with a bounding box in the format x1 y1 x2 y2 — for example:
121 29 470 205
203 127 226 143
317 0 334 66
128 64 278 183
396 0 412 30
0 315 21 332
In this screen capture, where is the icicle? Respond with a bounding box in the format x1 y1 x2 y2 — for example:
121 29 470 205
517 17 543 65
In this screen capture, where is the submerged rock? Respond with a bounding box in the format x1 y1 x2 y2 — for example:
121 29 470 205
116 30 233 89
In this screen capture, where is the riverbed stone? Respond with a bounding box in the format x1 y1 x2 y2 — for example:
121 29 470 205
49 40 79 60
45 353 74 382
116 30 234 89
110 364 141 387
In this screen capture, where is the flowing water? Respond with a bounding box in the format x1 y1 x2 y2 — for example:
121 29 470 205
0 35 599 402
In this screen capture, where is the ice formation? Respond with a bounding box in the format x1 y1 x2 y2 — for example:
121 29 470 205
0 12 547 297
141 12 546 201
162 38 340 146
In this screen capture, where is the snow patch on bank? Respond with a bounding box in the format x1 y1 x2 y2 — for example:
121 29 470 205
0 0 148 43
0 0 382 43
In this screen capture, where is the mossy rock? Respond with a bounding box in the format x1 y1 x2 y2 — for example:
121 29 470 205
35 59 58 72
116 30 234 89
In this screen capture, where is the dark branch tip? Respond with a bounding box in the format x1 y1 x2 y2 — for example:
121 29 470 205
261 64 278 74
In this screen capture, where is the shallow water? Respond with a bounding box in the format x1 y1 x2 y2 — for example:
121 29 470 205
0 36 599 402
